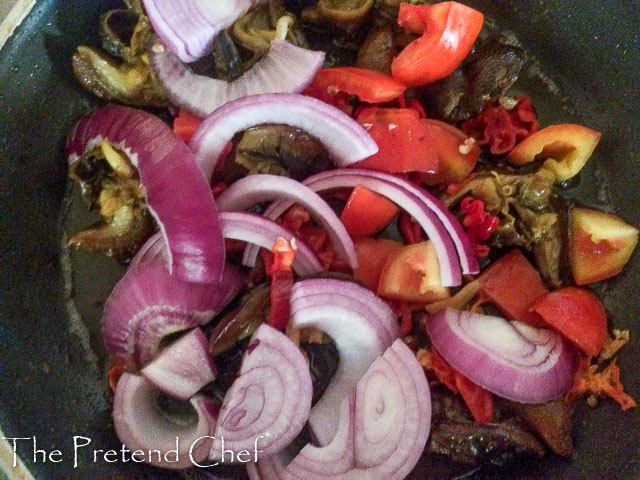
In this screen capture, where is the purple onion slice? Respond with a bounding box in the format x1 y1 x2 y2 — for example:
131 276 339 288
149 37 325 118
426 308 577 403
190 93 379 180
211 324 312 461
66 105 225 284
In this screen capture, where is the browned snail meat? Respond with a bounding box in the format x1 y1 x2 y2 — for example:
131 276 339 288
315 0 375 23
72 45 166 107
355 26 395 74
69 142 153 260
100 8 152 62
421 34 526 122
233 124 333 180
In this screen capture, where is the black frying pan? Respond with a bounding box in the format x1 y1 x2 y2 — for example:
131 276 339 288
0 1 638 478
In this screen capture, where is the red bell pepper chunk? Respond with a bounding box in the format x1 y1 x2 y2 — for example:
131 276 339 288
305 67 407 105
453 371 494 423
392 2 484 87
340 185 400 237
529 287 608 358
173 109 202 143
266 237 296 331
478 249 549 326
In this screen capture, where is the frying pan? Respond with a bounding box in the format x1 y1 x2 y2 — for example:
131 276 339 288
0 1 638 478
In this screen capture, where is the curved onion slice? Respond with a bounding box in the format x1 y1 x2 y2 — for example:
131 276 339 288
220 211 322 276
245 168 464 286
141 328 216 400
216 175 357 269
66 105 225 283
211 324 312 461
190 93 379 180
142 0 253 63
326 168 478 275
149 37 325 118
426 308 577 403
113 373 218 469
132 211 323 276
103 259 243 370
290 279 396 446
266 339 431 480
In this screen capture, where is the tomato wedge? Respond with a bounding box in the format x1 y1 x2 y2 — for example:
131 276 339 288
529 287 608 357
305 67 407 104
355 108 439 173
392 2 484 87
478 250 549 326
353 238 403 291
340 185 400 237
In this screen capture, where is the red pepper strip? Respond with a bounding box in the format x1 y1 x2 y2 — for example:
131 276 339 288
392 302 423 336
392 2 484 87
266 237 296 331
453 371 495 423
108 363 125 393
461 96 539 155
420 348 494 422
211 181 228 198
305 67 407 105
172 109 202 143
398 213 425 244
406 98 427 119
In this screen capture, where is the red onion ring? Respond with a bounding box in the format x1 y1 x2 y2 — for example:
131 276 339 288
103 241 243 370
245 169 464 286
290 279 396 446
132 211 323 276
425 308 577 403
189 93 379 180
219 211 322 276
66 105 225 284
142 0 254 63
260 339 431 479
113 373 219 469
141 328 217 400
211 324 312 461
149 37 325 118
215 174 358 270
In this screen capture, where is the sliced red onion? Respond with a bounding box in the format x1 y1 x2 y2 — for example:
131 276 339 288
133 211 323 276
142 0 253 63
216 175 357 269
331 168 478 275
190 93 379 180
113 373 219 469
149 37 325 118
141 328 216 400
211 324 312 461
103 259 243 370
290 279 395 446
274 339 431 480
291 278 399 348
66 105 225 284
426 308 577 403
246 169 463 286
220 211 322 276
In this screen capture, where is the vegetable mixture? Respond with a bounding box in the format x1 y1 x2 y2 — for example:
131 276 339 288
66 0 638 478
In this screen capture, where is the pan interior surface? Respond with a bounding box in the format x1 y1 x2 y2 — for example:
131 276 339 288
0 0 638 478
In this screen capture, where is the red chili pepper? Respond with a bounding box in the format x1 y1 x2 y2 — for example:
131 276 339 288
172 109 201 143
266 237 296 331
460 196 500 258
461 96 539 155
211 181 228 198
